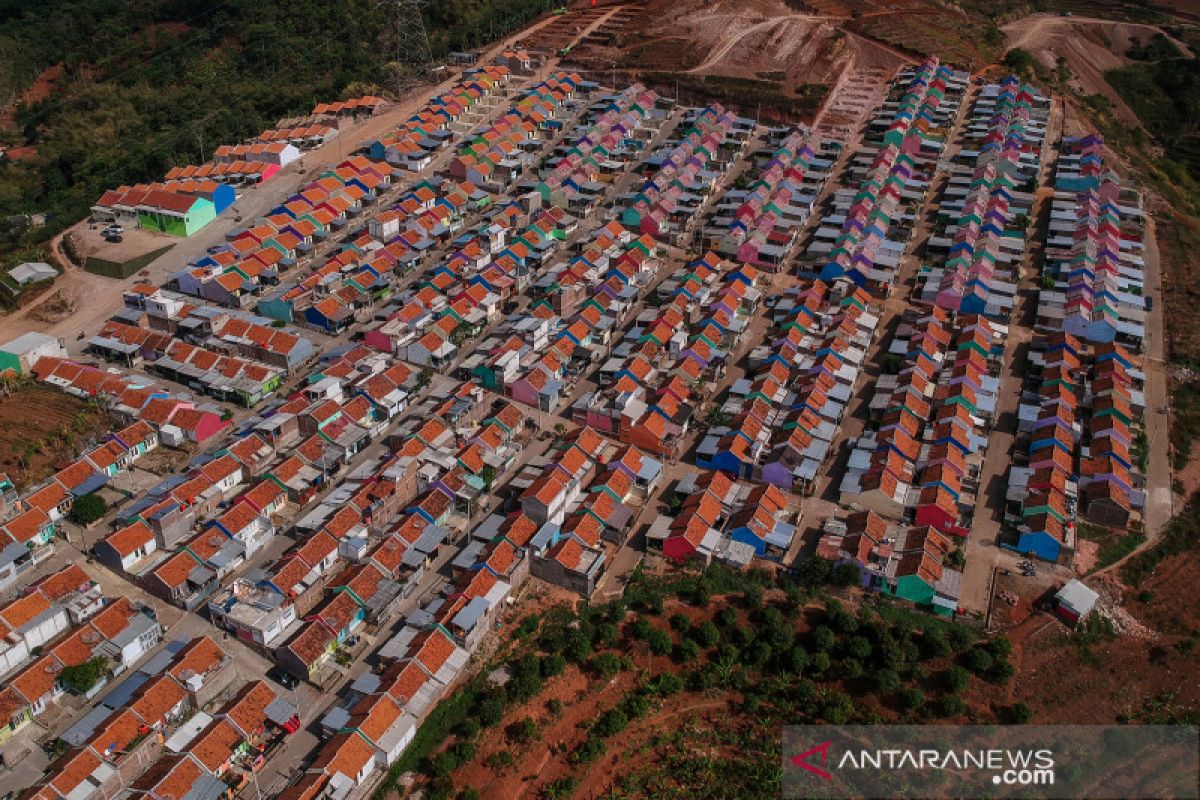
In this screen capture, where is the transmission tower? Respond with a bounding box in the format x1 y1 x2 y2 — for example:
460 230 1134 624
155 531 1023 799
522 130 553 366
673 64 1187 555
380 0 434 92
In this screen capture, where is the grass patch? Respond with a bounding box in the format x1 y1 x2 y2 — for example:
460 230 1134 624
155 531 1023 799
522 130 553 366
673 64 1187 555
1077 522 1146 573
1169 380 1200 470
1121 491 1200 586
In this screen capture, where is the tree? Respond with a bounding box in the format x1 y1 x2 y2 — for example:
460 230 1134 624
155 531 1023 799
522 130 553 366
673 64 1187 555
1003 47 1036 75
961 647 994 676
59 656 108 694
811 625 836 653
505 717 539 745
646 628 673 656
478 697 504 727
479 465 497 490
795 556 831 587
702 406 731 429
69 493 108 525
831 562 861 587
594 707 628 737
942 665 970 694
1001 702 1033 724
693 620 720 648
588 652 622 678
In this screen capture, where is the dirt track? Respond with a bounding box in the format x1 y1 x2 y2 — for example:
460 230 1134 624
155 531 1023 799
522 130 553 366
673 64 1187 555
1003 14 1193 124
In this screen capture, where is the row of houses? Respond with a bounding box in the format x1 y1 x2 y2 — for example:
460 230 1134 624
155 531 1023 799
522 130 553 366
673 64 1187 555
1005 335 1145 561
841 308 1000 538
697 279 879 489
33 357 231 445
363 66 513 171
647 471 798 567
1036 134 1149 351
917 75 1049 316
809 58 969 291
619 103 748 244
0 565 163 746
91 183 230 238
23 635 297 800
701 124 835 269
0 419 161 590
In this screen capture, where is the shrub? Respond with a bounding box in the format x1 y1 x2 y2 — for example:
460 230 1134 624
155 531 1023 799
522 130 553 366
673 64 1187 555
811 625 836 652
69 493 108 525
505 718 539 745
593 622 619 647
936 694 967 718
645 672 684 696
546 698 563 716
675 638 701 663
941 665 970 694
594 707 629 737
897 686 925 710
588 652 622 678
821 692 855 724
486 750 515 771
570 735 606 764
693 620 720 648
477 697 504 727
59 656 108 694
646 628 674 656
1001 702 1033 724
623 693 652 720
540 654 567 678
873 668 902 694
961 647 994 676
669 613 691 632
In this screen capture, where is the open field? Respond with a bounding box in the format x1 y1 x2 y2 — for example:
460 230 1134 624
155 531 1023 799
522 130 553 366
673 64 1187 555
0 383 109 488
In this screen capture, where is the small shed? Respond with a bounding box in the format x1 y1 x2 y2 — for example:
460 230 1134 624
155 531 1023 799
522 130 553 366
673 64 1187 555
1054 579 1099 625
9 261 58 285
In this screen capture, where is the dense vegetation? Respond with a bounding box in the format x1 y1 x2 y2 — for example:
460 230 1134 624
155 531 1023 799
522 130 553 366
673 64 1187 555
0 0 560 261
374 565 1022 800
1107 57 1200 185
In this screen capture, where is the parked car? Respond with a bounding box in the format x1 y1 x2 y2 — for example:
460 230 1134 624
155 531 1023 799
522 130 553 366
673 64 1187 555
267 666 299 689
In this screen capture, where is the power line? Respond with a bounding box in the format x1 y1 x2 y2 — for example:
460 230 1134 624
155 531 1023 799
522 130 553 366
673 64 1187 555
379 0 434 93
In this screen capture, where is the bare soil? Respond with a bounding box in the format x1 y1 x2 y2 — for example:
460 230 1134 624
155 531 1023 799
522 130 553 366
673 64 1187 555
0 384 110 489
1003 15 1192 123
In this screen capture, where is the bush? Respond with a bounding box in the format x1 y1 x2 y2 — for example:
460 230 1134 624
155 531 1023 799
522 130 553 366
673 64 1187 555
69 493 108 525
59 656 108 694
623 693 652 720
811 625 836 652
669 613 691 632
594 707 628 737
546 698 563 716
1000 702 1033 724
646 628 674 656
831 563 861 587
563 630 593 663
874 668 901 693
477 697 504 727
821 692 855 724
505 717 539 745
936 694 967 718
593 622 619 647
645 672 684 696
570 735 606 764
675 638 701 663
941 666 970 694
540 654 567 678
961 647 994 676
897 686 925 711
486 750 515 771
692 620 720 648
588 652 622 678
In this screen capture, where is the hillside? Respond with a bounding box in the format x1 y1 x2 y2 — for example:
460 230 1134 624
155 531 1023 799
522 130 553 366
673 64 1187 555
0 0 562 264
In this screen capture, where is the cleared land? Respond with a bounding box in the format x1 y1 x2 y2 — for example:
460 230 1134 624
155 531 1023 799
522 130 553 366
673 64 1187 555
0 383 109 488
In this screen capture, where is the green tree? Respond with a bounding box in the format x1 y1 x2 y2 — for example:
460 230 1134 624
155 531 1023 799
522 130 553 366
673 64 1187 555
59 656 108 694
692 620 720 648
69 493 108 525
505 717 539 745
